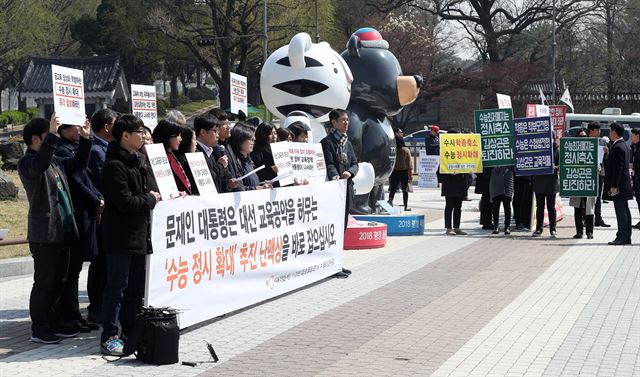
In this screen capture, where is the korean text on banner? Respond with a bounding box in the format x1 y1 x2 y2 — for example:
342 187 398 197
496 93 512 109
514 116 554 176
269 141 295 186
549 105 567 140
185 152 218 196
282 142 327 185
146 180 347 328
144 144 180 200
474 108 515 167
418 151 439 188
559 137 598 197
230 72 248 116
51 65 85 126
439 134 483 174
131 84 157 130
526 104 550 118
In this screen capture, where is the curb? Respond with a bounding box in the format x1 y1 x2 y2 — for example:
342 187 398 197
0 256 33 279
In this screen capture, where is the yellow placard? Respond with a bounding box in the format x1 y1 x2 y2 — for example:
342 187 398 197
439 134 483 174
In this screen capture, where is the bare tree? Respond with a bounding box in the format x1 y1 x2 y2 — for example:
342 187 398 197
369 0 599 63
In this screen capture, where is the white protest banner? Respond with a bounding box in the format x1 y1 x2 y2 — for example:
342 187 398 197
185 152 218 196
131 84 158 129
496 93 512 109
51 65 85 126
230 72 248 116
147 180 346 328
418 151 439 188
144 143 179 200
269 141 296 186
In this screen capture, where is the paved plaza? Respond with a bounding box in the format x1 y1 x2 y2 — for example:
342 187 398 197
1 187 638 376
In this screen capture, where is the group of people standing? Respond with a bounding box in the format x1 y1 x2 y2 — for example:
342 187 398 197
18 106 357 356
433 122 637 245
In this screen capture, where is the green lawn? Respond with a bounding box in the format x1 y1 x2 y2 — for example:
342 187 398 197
0 170 30 259
175 100 217 114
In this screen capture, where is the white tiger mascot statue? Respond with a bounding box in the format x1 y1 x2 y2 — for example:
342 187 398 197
260 32 353 143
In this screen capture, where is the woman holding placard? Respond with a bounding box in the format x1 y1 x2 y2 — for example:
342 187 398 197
251 122 279 186
228 123 272 191
569 129 595 239
174 127 199 195
152 120 192 195
489 166 514 235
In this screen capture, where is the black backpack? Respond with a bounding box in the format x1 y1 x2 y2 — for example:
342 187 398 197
123 307 180 365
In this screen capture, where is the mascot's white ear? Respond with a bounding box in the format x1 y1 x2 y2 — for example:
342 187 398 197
288 33 312 69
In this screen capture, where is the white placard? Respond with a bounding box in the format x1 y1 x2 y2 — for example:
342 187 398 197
418 152 439 188
238 165 265 181
147 180 347 328
144 143 179 200
51 65 86 126
230 72 248 116
270 141 296 186
535 105 550 117
131 84 158 130
598 145 605 165
185 152 218 196
289 142 327 184
496 93 512 109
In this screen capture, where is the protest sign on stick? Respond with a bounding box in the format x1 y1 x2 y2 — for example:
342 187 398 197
474 108 515 167
514 116 554 177
559 137 598 197
131 84 158 130
439 134 483 174
51 65 85 126
230 72 248 116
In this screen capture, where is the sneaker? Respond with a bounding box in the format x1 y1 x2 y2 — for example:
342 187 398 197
532 229 543 237
550 230 557 238
587 233 594 239
54 325 79 339
504 228 511 235
492 227 499 235
30 333 62 344
101 336 124 356
446 228 456 235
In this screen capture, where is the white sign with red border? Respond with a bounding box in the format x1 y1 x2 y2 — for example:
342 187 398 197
51 65 86 126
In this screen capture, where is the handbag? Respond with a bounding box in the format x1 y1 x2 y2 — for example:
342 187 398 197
123 306 180 365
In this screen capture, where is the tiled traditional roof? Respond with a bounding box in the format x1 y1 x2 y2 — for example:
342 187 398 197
20 54 125 93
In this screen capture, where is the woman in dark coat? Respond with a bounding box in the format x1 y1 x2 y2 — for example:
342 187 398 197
474 167 493 229
439 129 470 235
174 127 199 195
152 120 192 195
251 122 279 186
489 166 514 235
532 139 560 237
228 123 272 191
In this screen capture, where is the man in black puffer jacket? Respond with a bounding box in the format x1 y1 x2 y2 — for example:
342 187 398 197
99 115 160 356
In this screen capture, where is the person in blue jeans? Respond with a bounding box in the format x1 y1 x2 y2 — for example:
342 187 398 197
99 115 160 356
